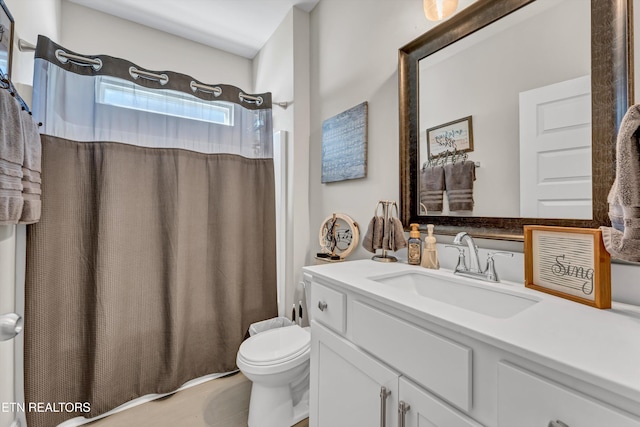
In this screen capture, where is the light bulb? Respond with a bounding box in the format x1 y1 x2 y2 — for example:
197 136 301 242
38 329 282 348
423 0 459 21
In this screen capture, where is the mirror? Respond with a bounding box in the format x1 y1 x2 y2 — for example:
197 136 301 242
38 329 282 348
0 0 14 78
399 0 633 240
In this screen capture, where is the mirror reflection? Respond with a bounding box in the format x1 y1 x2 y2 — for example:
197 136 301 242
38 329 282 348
418 0 591 219
0 0 13 78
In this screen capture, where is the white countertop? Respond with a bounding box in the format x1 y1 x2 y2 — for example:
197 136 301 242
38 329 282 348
303 259 640 403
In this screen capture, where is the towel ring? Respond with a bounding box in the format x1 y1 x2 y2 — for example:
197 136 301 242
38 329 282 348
391 201 400 219
374 201 384 217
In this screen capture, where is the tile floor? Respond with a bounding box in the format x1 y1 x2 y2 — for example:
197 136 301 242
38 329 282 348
87 372 309 427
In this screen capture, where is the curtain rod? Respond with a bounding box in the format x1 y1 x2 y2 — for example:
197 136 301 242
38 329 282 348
18 38 35 52
17 38 289 108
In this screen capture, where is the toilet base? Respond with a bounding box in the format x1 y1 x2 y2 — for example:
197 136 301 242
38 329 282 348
291 390 310 425
247 383 309 427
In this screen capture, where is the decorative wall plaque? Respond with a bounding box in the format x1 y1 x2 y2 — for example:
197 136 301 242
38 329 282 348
524 225 611 309
321 101 368 183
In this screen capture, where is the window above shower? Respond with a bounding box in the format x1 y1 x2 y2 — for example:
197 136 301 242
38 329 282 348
96 76 235 126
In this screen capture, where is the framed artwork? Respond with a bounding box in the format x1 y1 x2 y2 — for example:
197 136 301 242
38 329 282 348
321 101 368 183
426 115 474 159
0 0 14 78
524 225 611 309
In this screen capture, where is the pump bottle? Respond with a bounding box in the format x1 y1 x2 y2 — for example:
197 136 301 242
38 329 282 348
407 223 422 265
421 224 439 269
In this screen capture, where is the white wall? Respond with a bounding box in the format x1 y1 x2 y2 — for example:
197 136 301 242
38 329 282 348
308 0 445 262
60 0 253 90
307 1 640 305
5 0 61 86
254 7 311 316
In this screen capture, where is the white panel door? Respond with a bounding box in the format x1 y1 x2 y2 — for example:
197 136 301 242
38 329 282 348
519 75 592 219
399 377 482 427
498 362 640 427
310 321 399 427
0 225 26 427
0 226 17 427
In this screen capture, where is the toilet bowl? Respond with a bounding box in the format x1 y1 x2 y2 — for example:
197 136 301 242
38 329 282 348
237 324 311 427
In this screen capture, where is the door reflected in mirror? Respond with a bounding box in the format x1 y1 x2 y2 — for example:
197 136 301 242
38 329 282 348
418 0 591 219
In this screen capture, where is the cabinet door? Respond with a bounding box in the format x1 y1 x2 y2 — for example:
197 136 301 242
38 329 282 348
399 377 483 427
498 362 640 427
310 321 399 427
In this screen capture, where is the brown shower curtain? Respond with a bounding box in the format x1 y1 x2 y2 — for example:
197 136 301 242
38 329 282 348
25 36 278 426
24 135 277 426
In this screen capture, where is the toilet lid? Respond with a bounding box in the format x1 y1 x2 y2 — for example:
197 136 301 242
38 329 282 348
239 325 310 365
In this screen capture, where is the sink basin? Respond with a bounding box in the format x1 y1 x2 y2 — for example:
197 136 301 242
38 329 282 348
371 271 538 319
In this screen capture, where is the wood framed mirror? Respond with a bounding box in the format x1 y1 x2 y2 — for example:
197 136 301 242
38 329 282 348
399 0 633 241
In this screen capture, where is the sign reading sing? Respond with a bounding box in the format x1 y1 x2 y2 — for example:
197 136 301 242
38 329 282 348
524 226 611 309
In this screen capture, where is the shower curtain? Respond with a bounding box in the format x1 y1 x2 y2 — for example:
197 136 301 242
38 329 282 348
24 36 277 426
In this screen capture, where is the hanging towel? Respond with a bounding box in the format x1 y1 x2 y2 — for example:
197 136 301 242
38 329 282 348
363 215 385 252
363 217 377 252
444 160 476 212
18 109 42 224
420 165 445 213
600 104 640 262
390 217 407 251
382 217 391 251
0 89 25 224
373 215 384 249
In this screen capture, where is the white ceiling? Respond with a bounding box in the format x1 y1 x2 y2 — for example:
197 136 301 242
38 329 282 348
67 0 321 59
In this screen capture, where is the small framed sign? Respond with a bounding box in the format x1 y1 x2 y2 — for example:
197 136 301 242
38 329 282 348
426 115 474 160
524 226 611 309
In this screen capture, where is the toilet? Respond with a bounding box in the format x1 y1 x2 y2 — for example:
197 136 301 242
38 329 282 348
236 285 311 427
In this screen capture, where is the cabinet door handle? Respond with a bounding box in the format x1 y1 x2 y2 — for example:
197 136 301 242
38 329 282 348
318 301 328 311
379 386 391 427
398 400 410 427
548 421 570 427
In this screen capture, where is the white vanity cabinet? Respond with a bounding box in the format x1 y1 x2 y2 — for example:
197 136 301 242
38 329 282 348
309 281 483 427
305 261 640 427
497 362 640 427
310 322 481 427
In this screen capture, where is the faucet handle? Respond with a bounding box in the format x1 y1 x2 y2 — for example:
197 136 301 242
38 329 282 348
485 252 514 282
487 251 514 260
445 245 467 272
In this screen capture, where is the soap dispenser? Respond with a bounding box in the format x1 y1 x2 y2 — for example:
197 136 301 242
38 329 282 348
421 224 439 269
407 223 422 265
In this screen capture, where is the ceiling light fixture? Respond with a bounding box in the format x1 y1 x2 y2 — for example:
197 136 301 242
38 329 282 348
423 0 459 21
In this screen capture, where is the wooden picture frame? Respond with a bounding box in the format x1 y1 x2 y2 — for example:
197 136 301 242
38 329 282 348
524 225 611 309
426 115 474 159
0 0 14 78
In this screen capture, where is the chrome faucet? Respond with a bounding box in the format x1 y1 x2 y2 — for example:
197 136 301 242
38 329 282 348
452 232 482 273
447 232 514 283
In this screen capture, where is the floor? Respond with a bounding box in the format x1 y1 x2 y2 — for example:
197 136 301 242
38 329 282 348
87 372 309 427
